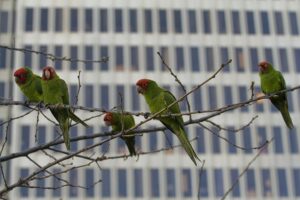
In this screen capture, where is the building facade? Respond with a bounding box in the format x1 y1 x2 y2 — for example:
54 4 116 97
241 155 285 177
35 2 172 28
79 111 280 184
0 0 300 199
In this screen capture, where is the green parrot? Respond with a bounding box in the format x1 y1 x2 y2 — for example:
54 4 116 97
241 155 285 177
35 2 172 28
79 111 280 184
258 61 294 129
104 112 137 156
136 79 200 165
14 67 43 102
41 66 88 150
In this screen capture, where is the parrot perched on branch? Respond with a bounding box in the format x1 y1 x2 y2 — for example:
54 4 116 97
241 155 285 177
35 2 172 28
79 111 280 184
136 79 200 165
258 61 294 129
41 66 88 150
14 67 43 102
104 112 136 156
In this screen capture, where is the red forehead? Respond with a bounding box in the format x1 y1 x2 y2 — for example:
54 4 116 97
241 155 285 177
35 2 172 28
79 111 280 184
259 60 269 66
136 79 150 86
14 67 27 76
104 112 113 121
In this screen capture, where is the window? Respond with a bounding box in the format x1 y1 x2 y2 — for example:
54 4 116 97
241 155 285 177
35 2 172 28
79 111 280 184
264 48 273 64
130 46 139 71
274 11 284 35
254 86 264 112
203 10 211 33
39 45 47 69
293 169 300 196
208 85 217 109
212 127 220 153
40 8 48 31
196 127 205 153
288 128 298 153
69 169 78 197
21 125 30 150
129 9 137 33
149 127 157 151
118 169 127 197
0 82 4 98
159 46 169 71
205 47 214 72
85 9 93 32
175 47 184 71
99 9 108 32
69 45 78 70
100 85 109 109
227 127 237 154
144 9 152 33
0 11 8 33
85 126 93 147
20 168 29 197
145 46 154 71
85 169 94 197
249 48 259 72
257 126 268 153
85 85 94 107
182 169 192 197
23 45 32 67
230 169 240 197
70 126 78 151
166 169 176 197
177 86 187 111
289 12 299 35
85 46 93 70
54 45 62 70
100 126 109 153
277 169 288 197
261 169 272 197
293 48 300 72
116 85 125 108
101 169 111 197
199 169 208 197
37 126 46 145
115 46 124 70
134 169 143 197
54 8 63 32
243 128 252 153
70 8 78 32
52 168 61 197
260 11 270 35
279 48 289 72
150 169 160 197
25 8 33 31
193 88 203 110
214 169 224 197
217 10 226 34
164 129 174 147
235 48 245 72
190 47 200 71
173 10 182 33
188 10 197 33
238 86 248 112
36 172 45 197
99 46 109 70
273 126 283 153
246 169 256 196
220 47 230 72
115 9 123 32
69 84 78 105
223 86 233 105
246 11 256 34
131 85 140 111
231 11 241 34
159 9 167 33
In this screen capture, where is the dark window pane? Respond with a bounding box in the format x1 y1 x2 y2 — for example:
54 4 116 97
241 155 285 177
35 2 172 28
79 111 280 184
69 84 78 105
257 126 268 153
208 85 217 109
220 47 230 72
264 48 273 64
159 46 169 71
212 127 220 153
101 169 111 197
131 85 140 111
115 9 123 32
0 11 8 33
254 86 264 112
289 12 299 35
25 8 33 31
250 48 259 72
0 82 4 98
277 169 288 197
243 128 252 153
99 9 108 32
85 46 93 70
159 9 167 33
279 48 289 72
100 46 108 71
288 128 298 153
235 47 245 72
203 10 211 33
150 169 160 197
70 126 78 151
217 10 226 34
293 48 300 72
54 45 62 70
52 168 61 197
134 169 143 197
85 126 93 147
199 169 208 197
246 169 256 196
173 10 182 33
54 8 63 32
196 127 205 153
205 47 214 72
40 8 48 31
23 45 32 67
70 9 78 32
37 126 46 145
175 47 184 71
293 169 300 196
230 169 240 197
118 169 127 197
164 129 174 147
182 169 192 197
146 46 154 71
246 11 256 34
130 46 139 71
224 86 233 105
70 45 78 70
85 169 94 197
260 11 270 35
231 11 241 34
190 47 200 71
274 11 284 35
166 169 176 197
273 126 283 153
69 169 78 197
144 9 152 33
129 9 137 33
238 86 248 112
116 85 125 108
21 125 30 150
85 9 93 32
36 172 45 197
193 88 203 110
39 45 47 69
188 10 197 33
20 168 29 197
85 85 94 107
115 46 124 70
227 127 237 154
214 169 224 197
261 169 272 197
100 85 109 109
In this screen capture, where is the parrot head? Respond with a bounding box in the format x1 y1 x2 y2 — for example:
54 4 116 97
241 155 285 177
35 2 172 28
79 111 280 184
42 66 56 80
14 67 32 85
258 61 272 73
103 112 114 126
136 79 152 94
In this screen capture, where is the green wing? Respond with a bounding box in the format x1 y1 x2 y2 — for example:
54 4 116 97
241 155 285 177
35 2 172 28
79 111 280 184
34 75 43 97
162 90 184 126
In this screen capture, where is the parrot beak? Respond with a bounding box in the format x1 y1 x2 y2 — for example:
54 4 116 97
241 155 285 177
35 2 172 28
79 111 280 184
137 85 144 94
104 114 112 126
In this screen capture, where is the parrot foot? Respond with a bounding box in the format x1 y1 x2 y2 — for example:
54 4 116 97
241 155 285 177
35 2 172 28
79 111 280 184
143 112 151 119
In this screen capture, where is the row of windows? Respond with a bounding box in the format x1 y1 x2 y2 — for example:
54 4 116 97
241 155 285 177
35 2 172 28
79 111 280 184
18 167 300 198
23 8 300 36
2 45 300 73
19 124 299 156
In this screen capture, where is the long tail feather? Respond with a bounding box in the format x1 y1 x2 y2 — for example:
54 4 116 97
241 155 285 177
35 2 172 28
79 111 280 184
123 137 136 156
69 110 88 127
280 106 294 129
61 119 70 150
